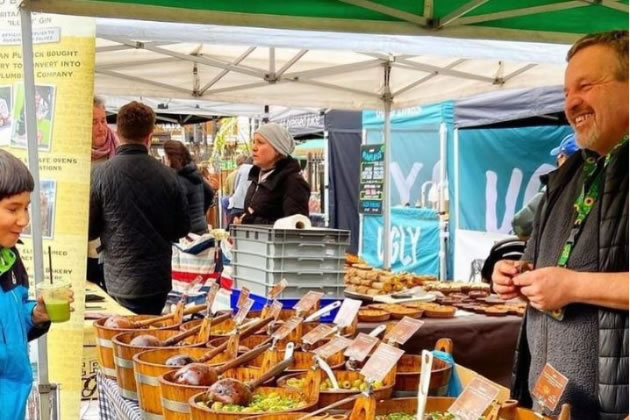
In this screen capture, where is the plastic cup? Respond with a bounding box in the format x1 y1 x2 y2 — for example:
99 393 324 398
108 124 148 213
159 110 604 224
36 280 71 323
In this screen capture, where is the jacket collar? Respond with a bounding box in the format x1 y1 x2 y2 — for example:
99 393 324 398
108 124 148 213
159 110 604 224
116 143 149 156
248 156 301 190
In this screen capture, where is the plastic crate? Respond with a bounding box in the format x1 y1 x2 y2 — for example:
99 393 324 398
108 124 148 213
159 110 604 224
231 249 344 272
231 225 351 246
233 271 345 299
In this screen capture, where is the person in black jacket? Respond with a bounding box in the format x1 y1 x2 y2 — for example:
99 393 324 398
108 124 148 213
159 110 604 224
89 101 191 315
233 123 310 225
492 31 628 419
163 140 214 235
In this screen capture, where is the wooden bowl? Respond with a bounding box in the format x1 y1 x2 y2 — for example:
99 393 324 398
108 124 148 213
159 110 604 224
189 387 317 419
277 370 393 410
358 308 390 322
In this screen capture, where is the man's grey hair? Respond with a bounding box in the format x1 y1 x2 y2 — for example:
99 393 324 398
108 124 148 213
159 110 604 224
567 30 629 81
93 96 106 109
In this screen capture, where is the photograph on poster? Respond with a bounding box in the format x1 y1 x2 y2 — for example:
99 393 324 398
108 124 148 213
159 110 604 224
22 179 57 239
0 85 11 146
11 83 56 152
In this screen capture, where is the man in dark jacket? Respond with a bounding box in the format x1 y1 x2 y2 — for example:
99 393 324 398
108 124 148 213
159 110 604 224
493 31 628 419
89 101 190 314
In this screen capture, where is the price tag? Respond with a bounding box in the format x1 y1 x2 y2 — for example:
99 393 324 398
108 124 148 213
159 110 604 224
293 291 324 314
234 298 254 325
205 283 220 316
269 279 289 299
344 333 380 362
237 287 250 309
301 324 335 345
268 300 283 321
360 343 404 383
448 377 500 420
532 363 569 412
272 316 303 341
313 336 352 360
333 299 362 328
384 317 424 346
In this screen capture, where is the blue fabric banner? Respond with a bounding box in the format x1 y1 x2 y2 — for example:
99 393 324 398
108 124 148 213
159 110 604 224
361 207 440 275
451 125 573 234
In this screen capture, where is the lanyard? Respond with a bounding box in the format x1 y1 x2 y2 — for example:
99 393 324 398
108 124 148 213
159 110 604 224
549 136 628 320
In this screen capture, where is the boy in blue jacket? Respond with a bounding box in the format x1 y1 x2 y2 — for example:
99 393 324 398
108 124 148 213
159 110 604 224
0 149 59 419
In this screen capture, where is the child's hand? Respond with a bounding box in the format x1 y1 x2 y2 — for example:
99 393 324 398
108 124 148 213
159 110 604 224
32 297 50 324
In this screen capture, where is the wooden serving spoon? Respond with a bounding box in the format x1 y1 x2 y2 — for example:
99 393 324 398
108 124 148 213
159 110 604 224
172 342 272 386
203 355 295 406
129 312 231 347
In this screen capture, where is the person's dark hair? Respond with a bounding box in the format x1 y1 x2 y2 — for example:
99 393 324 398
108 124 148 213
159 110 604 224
567 30 629 81
116 101 155 143
163 140 193 170
0 150 34 201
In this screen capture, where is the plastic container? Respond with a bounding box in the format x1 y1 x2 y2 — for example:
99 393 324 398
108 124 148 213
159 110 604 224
36 280 71 322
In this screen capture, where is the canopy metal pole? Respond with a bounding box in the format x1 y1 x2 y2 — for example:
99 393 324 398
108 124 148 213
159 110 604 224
438 122 448 281
382 63 393 270
323 127 330 227
20 7 52 420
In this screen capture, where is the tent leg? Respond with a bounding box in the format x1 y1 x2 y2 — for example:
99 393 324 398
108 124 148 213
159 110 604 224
438 123 448 281
20 8 52 420
382 63 393 270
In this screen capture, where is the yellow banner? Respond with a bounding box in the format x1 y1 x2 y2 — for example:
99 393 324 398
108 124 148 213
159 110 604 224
0 5 95 420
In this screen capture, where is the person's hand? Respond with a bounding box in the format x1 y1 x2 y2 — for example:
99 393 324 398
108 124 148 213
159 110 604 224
491 259 520 300
32 289 76 325
232 215 243 225
512 267 574 311
209 175 220 191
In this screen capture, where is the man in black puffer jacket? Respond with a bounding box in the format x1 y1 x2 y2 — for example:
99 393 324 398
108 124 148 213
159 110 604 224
493 31 628 419
90 102 190 314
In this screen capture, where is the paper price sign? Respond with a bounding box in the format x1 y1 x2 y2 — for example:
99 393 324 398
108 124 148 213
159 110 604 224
205 283 220 315
234 298 254 325
448 377 500 420
271 316 303 341
344 333 380 362
301 324 335 345
237 287 250 309
313 336 352 360
293 291 323 314
333 298 362 328
269 279 289 299
384 317 424 345
532 363 569 412
268 300 283 321
360 343 405 383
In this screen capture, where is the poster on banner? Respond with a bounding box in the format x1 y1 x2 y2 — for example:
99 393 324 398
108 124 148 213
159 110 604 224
0 4 95 420
363 105 445 207
359 144 384 214
361 207 439 275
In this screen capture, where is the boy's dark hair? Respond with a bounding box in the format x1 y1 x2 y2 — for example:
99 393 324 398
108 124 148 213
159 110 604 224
163 140 192 171
116 101 155 143
0 150 34 200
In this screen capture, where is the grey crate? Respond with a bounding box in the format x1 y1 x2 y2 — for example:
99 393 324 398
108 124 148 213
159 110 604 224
231 225 350 246
234 239 347 259
233 272 344 298
232 250 344 272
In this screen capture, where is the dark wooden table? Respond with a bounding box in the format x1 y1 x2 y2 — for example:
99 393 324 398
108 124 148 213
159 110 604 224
358 313 522 387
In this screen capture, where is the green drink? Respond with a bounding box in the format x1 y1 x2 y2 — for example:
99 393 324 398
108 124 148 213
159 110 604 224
36 280 71 323
44 298 71 322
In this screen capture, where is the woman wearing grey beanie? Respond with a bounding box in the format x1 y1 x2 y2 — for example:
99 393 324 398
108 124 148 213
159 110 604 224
233 123 310 225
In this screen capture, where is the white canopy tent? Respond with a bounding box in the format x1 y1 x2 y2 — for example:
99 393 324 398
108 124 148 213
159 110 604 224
93 19 569 111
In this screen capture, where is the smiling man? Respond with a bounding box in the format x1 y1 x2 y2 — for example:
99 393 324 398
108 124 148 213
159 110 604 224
492 31 629 419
